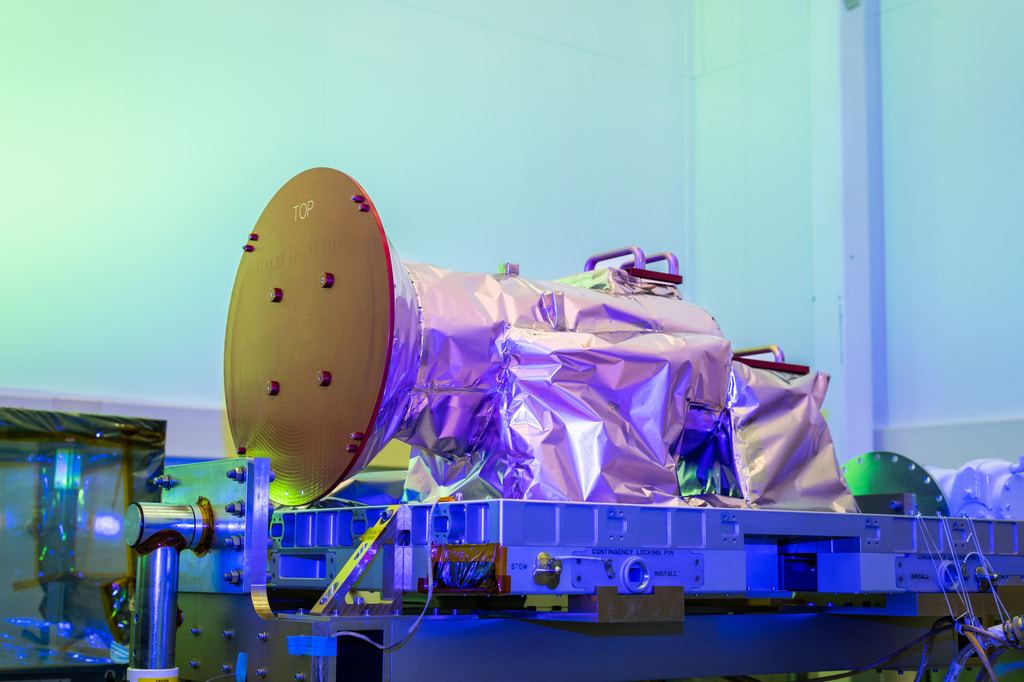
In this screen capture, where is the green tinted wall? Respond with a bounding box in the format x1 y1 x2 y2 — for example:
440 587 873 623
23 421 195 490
0 2 693 408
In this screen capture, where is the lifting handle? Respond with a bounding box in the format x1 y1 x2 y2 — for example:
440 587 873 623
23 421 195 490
621 252 679 276
584 247 646 272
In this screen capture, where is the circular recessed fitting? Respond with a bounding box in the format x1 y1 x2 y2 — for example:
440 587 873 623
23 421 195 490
224 168 401 506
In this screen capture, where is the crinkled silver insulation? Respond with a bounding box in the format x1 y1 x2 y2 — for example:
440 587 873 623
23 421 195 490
336 261 855 512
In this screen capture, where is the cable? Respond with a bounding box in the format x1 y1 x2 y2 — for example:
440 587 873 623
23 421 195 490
726 619 954 682
917 514 962 620
976 647 1008 682
963 629 1000 682
202 675 235 682
332 499 440 652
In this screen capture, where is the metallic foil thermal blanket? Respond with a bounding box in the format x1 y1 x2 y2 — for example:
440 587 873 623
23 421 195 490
225 168 854 512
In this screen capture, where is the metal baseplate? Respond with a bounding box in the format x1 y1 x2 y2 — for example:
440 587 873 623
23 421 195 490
166 460 1024 681
268 499 1024 598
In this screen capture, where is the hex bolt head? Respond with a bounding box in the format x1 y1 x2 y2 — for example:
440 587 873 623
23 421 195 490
350 432 365 440
222 569 243 585
221 665 231 673
190 627 201 636
256 668 267 678
227 466 246 482
258 632 268 642
269 287 283 303
189 659 199 670
152 475 174 489
243 245 255 252
346 444 358 453
222 629 233 639
320 272 334 288
226 500 246 517
236 446 247 455
358 203 370 213
248 233 259 241
266 380 280 396
350 195 365 203
317 370 332 387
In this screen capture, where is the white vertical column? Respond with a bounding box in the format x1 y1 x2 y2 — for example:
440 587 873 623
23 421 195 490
810 0 882 462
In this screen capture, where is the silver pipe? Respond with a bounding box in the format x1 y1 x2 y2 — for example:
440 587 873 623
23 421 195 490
124 502 200 549
130 544 180 671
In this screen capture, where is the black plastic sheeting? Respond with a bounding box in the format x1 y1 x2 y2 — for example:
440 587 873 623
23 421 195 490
0 407 165 669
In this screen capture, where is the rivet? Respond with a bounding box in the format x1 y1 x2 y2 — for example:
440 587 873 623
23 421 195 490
190 627 201 636
256 668 267 678
258 632 268 642
317 370 332 387
248 233 259 241
243 245 255 252
359 203 370 213
236 446 247 455
350 432 365 440
269 287 283 303
222 629 233 639
189 659 199 669
266 380 280 396
320 272 334 288
346 444 358 453
351 195 365 202
221 665 231 673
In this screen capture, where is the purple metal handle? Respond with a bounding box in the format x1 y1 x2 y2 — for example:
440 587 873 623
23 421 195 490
584 247 646 272
733 345 786 363
621 252 679 275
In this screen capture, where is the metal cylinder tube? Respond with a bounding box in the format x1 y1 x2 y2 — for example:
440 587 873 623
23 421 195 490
130 544 180 671
124 502 201 550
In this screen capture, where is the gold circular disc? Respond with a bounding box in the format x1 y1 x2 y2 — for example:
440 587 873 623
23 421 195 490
224 168 396 506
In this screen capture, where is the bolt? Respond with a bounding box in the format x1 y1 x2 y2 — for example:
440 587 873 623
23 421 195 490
256 668 267 678
221 665 231 673
223 570 243 585
258 632 268 642
354 596 365 606
151 475 174 489
351 195 365 203
243 245 255 252
359 203 370 213
224 535 244 550
266 380 280 396
190 627 201 636
346 444 358 453
189 659 199 670
294 675 305 682
226 500 245 516
350 431 365 440
227 466 246 482
248 233 259 241
236 446 247 455
269 287 283 303
270 470 276 482
317 370 332 387
222 630 232 639
320 272 334 288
